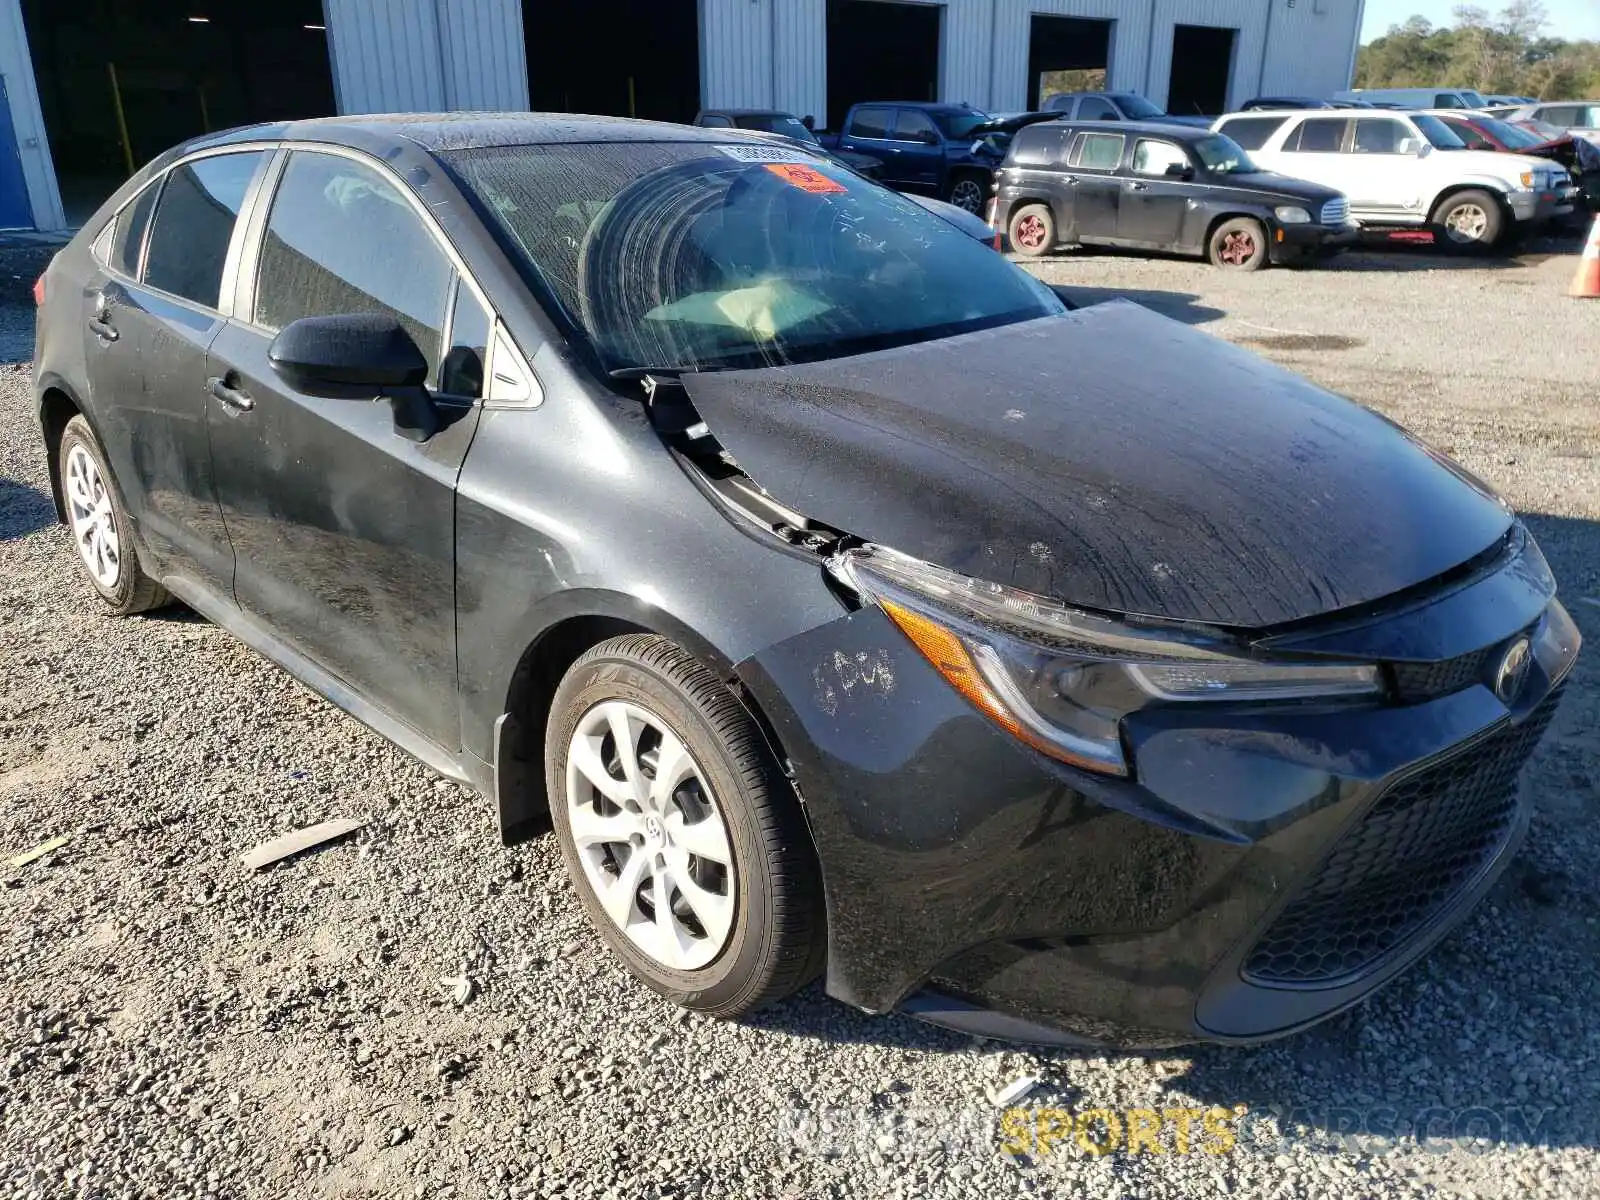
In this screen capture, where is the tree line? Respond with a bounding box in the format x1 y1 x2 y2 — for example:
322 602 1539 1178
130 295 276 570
1356 2 1600 98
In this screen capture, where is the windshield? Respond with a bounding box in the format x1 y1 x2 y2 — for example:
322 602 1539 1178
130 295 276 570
1193 134 1257 174
1114 93 1166 120
740 114 820 144
1476 116 1545 149
1413 114 1469 149
444 142 1060 374
929 109 991 139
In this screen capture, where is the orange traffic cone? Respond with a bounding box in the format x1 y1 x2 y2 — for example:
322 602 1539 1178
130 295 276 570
1571 214 1600 298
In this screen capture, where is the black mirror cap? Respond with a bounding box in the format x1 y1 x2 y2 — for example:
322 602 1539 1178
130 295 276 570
268 313 429 398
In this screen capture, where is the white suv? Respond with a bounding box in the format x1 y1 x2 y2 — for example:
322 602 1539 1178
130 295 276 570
1212 110 1562 249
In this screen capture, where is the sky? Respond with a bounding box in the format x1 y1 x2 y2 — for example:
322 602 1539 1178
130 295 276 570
1360 0 1600 43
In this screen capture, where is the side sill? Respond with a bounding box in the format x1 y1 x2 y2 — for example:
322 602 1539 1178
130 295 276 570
161 575 476 789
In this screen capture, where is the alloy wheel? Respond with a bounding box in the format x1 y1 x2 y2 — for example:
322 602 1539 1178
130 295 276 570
949 179 985 214
1219 230 1257 266
565 699 736 971
65 444 120 589
1015 214 1048 251
1444 203 1489 244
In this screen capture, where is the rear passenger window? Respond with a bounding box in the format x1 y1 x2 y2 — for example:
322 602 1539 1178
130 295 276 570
108 182 159 278
1218 116 1287 150
849 107 892 139
254 152 452 381
1072 132 1125 171
1286 119 1346 152
142 152 264 308
1010 127 1069 167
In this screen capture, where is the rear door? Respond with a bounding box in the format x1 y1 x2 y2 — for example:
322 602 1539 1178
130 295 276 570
1119 138 1194 248
80 149 267 598
205 148 487 748
1065 131 1125 239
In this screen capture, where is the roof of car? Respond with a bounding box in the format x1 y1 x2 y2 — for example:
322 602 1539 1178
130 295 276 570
699 108 794 118
176 112 754 156
1039 119 1215 141
858 101 980 112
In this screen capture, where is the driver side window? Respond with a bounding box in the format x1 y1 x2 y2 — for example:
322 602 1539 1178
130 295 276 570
1078 97 1120 121
254 152 452 382
1132 140 1190 176
893 110 940 142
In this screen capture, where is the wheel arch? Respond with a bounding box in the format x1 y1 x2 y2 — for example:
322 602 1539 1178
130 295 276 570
36 377 89 524
491 591 801 848
1203 209 1268 246
1426 181 1512 224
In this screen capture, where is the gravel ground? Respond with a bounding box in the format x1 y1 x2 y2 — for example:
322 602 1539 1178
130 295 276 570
2 238 1598 1200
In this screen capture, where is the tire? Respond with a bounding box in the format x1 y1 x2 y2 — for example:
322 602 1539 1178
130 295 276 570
946 173 987 215
1431 189 1505 251
1207 217 1269 271
57 415 170 616
545 633 825 1016
1007 203 1056 257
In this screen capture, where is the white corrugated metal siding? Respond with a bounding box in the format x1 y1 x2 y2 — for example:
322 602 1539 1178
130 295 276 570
322 0 1364 128
327 0 528 114
0 0 66 229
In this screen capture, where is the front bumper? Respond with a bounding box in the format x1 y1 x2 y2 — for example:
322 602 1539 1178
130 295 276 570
738 534 1579 1047
1271 220 1360 261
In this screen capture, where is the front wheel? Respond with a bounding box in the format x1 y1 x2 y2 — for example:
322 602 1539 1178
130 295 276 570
1207 217 1269 271
545 634 825 1016
1432 189 1505 250
946 174 988 215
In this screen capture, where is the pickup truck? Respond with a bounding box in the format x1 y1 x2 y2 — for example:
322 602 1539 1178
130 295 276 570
818 102 1015 213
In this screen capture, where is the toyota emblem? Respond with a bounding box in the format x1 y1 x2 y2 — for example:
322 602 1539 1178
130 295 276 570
1493 637 1532 704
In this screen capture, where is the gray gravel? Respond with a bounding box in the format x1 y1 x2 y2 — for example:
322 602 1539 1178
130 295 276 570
2 239 1598 1199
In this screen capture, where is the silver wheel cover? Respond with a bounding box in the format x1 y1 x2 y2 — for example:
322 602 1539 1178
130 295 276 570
565 700 736 971
65 444 121 589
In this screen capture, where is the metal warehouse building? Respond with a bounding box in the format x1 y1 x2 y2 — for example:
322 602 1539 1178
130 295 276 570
0 0 1364 232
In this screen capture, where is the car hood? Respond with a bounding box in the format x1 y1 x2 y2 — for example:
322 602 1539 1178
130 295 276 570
679 304 1513 628
1214 170 1343 207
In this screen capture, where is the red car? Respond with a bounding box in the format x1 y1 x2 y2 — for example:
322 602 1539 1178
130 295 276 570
1433 112 1599 211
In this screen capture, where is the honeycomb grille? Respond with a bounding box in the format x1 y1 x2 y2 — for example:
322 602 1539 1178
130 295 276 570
1390 645 1500 703
1244 687 1563 986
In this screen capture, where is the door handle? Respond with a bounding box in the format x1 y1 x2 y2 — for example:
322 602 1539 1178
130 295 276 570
1063 175 1078 186
208 375 254 413
1128 181 1150 191
87 294 119 342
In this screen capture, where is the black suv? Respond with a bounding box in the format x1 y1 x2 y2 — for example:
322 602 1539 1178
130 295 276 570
994 120 1356 270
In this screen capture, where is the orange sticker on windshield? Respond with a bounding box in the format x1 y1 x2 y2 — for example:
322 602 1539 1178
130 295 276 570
765 163 846 194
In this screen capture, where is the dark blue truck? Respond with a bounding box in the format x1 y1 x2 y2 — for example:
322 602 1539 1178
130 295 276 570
819 101 1035 213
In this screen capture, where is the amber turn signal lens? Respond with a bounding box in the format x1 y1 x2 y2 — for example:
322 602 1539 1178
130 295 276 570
879 597 1117 773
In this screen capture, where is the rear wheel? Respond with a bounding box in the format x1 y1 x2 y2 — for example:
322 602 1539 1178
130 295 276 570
546 634 825 1016
1207 217 1269 271
1007 203 1056 257
1432 189 1505 250
57 415 169 615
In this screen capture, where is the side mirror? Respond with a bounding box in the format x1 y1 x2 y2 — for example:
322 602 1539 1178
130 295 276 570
268 313 441 442
913 129 939 145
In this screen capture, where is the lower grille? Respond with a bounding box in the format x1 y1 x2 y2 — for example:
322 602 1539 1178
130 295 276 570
1320 197 1350 225
1244 686 1563 986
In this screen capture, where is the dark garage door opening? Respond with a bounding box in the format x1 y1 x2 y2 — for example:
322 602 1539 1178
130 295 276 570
1029 16 1113 111
21 0 335 224
1167 25 1236 118
525 0 701 122
827 0 941 129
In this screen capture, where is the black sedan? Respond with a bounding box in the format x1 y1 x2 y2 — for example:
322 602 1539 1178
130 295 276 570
995 120 1357 269
34 114 1579 1047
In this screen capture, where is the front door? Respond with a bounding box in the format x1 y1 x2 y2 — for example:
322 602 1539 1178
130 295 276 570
205 149 485 749
1346 117 1425 216
890 108 944 191
80 151 266 597
1119 138 1194 248
1066 131 1126 239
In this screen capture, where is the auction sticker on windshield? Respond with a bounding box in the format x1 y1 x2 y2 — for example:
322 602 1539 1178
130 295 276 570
764 163 847 194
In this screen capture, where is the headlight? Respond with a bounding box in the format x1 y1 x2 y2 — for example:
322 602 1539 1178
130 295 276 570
1519 169 1543 189
831 545 1380 777
1274 206 1312 224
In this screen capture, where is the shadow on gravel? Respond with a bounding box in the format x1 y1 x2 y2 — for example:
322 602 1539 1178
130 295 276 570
754 513 1600 1155
0 474 56 541
1049 284 1225 327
